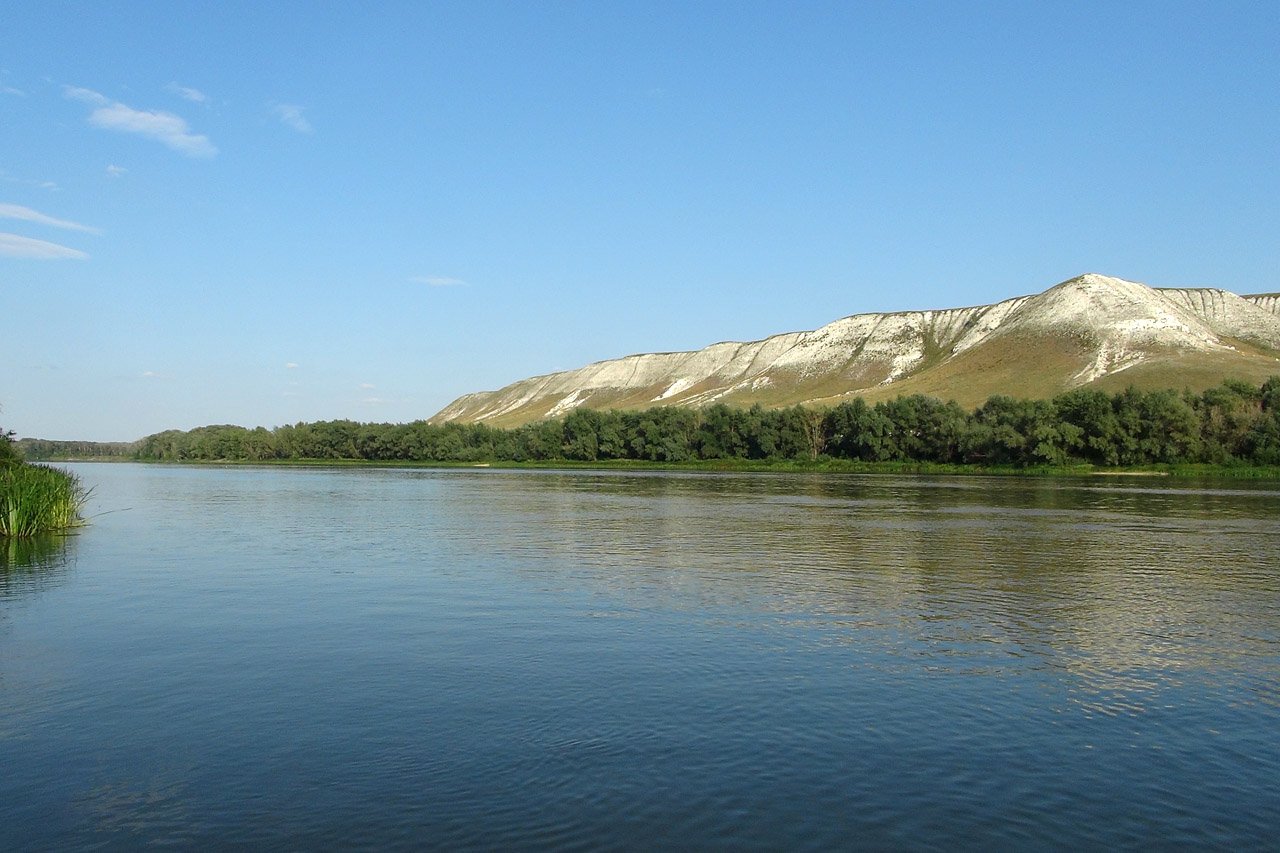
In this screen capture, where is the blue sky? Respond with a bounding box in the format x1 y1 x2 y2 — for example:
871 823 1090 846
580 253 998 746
2 1 1277 441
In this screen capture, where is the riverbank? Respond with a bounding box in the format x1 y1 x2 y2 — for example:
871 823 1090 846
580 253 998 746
56 456 1280 480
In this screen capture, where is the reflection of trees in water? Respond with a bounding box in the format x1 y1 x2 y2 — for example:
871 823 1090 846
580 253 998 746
0 534 76 600
804 479 1280 711
441 471 1280 711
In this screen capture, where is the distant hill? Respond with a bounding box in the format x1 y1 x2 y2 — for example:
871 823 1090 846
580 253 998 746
431 273 1280 427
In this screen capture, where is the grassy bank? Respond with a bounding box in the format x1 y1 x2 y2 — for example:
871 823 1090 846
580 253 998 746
0 462 89 538
125 455 1280 480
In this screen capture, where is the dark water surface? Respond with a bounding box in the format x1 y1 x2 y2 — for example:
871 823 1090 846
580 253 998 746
2 464 1278 850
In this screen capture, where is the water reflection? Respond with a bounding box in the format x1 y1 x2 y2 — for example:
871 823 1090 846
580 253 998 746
0 534 76 601
77 776 194 845
420 470 1280 715
5 464 1276 850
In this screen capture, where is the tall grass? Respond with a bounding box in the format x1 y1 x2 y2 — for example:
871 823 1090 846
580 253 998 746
0 462 88 538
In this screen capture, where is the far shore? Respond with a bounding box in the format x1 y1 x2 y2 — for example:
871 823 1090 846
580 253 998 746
34 456 1280 481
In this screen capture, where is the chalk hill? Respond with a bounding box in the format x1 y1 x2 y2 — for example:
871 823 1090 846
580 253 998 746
432 274 1280 426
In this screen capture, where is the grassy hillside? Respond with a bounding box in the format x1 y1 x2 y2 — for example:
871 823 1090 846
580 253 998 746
432 274 1280 428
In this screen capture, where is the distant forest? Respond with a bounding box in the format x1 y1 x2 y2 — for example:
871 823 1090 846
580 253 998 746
21 378 1280 468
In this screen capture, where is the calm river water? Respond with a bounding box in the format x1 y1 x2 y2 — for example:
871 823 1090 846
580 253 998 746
2 464 1278 850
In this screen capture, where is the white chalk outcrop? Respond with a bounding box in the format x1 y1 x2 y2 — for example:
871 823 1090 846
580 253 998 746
432 274 1280 424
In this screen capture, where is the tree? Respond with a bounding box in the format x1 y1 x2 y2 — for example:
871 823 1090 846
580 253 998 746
1245 377 1280 464
562 409 602 461
696 405 749 459
1122 389 1200 464
1261 376 1280 412
878 395 966 462
1053 389 1121 465
1196 380 1263 463
760 407 809 460
744 404 779 459
961 396 1075 466
595 410 627 459
825 398 893 461
962 396 1026 464
0 426 18 465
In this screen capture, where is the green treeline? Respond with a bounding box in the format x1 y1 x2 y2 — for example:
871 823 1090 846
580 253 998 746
17 438 135 460
126 379 1280 468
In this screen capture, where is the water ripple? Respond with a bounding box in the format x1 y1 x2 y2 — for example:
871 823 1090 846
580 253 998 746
1 465 1277 849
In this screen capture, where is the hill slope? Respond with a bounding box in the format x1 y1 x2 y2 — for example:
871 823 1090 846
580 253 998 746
432 274 1280 426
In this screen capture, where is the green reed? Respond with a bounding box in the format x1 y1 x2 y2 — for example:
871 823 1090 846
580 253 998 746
0 462 88 538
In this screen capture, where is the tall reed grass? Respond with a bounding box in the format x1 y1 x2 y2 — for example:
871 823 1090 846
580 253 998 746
0 462 88 538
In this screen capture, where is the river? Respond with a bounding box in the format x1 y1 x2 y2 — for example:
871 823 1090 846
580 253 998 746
2 464 1278 849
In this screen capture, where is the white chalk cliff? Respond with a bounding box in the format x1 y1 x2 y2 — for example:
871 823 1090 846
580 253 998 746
432 274 1280 425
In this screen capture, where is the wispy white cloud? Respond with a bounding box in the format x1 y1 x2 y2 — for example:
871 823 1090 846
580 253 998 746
1 85 24 97
285 362 299 369
411 275 467 287
166 82 207 103
140 370 173 379
0 202 100 233
0 232 88 260
91 103 218 157
273 104 313 134
359 382 376 389
358 390 410 406
64 86 109 105
64 85 217 158
1 171 59 192
106 164 127 177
